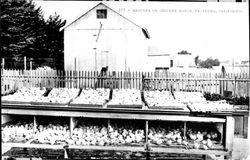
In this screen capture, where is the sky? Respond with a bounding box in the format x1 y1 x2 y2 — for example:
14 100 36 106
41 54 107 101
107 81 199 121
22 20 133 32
34 1 249 63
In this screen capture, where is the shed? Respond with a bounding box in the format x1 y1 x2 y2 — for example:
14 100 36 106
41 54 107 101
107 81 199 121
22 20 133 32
62 2 150 72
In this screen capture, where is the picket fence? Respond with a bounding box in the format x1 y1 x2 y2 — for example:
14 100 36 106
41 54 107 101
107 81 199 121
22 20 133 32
1 69 250 97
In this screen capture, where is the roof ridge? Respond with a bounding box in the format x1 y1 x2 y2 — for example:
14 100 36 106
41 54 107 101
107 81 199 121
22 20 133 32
61 2 150 39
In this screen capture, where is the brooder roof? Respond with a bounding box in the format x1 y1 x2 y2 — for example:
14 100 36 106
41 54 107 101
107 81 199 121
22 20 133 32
61 2 150 39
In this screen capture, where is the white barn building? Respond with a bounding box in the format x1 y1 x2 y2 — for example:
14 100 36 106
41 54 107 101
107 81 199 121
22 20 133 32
63 3 150 72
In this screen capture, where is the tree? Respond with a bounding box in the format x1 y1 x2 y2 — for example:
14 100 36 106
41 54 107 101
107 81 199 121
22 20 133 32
33 13 66 69
1 0 66 69
198 57 220 68
1 0 44 68
45 14 65 58
194 56 200 66
177 50 192 55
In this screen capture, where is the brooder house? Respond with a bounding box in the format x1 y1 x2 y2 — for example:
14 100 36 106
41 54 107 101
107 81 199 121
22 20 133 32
62 3 150 72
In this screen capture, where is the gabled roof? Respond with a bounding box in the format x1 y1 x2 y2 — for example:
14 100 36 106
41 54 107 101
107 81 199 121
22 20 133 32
61 2 150 39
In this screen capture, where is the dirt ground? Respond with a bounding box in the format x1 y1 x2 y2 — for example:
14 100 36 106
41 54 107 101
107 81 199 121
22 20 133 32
232 138 249 160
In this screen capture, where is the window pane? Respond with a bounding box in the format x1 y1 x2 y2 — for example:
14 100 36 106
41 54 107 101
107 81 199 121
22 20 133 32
97 9 107 19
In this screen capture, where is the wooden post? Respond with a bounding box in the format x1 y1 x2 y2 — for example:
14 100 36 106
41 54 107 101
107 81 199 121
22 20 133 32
70 117 77 137
183 121 187 138
243 115 248 138
145 120 149 151
63 145 69 159
33 116 37 131
107 119 111 137
233 76 237 106
74 57 76 72
225 116 234 157
30 61 32 70
108 119 111 129
220 72 225 96
30 61 33 87
74 58 77 88
216 123 224 144
24 56 26 70
2 58 5 70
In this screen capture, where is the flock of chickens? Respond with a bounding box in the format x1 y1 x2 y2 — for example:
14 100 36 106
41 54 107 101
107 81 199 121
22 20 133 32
2 87 234 112
2 87 229 150
2 118 221 150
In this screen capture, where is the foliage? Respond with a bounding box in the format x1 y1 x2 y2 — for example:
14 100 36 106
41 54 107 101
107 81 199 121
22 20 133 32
199 58 220 68
177 50 192 55
204 92 249 105
1 0 66 69
194 56 200 66
194 57 220 68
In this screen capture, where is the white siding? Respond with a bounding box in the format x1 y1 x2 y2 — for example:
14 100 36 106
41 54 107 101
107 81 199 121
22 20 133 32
64 4 148 71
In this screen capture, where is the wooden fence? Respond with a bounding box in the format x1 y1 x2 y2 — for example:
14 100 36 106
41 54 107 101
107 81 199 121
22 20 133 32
1 69 250 97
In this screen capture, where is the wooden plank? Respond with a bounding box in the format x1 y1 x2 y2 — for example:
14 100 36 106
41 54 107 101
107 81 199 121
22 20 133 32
80 71 83 89
131 71 134 89
145 120 149 151
47 70 50 88
49 70 52 88
183 121 187 138
2 142 229 157
123 71 126 89
216 123 224 144
138 71 142 90
209 73 212 93
108 71 111 89
55 70 58 88
87 71 90 88
150 147 229 156
2 143 145 152
33 116 37 131
36 70 40 88
39 70 43 88
42 70 45 88
118 71 121 89
70 70 73 88
243 116 248 138
84 71 86 89
184 73 187 91
128 71 131 89
177 72 181 92
62 70 65 88
70 117 77 137
64 70 66 88
64 70 67 88
94 71 97 89
225 116 234 153
2 108 226 123
90 71 93 89
33 70 36 87
138 72 142 90
125 71 128 89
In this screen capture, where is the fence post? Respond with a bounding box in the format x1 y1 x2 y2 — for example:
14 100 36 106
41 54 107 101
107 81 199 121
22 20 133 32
30 61 33 87
220 73 224 96
30 61 32 70
233 76 237 106
74 58 77 88
24 56 26 70
2 58 5 70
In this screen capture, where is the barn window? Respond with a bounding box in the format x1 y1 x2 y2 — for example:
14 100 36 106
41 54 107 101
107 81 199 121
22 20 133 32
97 9 107 19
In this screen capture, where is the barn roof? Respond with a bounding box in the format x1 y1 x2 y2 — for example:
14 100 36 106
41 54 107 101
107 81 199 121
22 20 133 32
61 2 150 39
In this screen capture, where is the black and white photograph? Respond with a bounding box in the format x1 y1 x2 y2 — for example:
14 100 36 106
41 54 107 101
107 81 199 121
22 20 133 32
1 0 249 159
